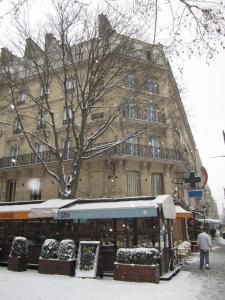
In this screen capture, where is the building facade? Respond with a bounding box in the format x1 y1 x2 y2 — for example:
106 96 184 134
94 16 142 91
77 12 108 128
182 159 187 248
0 15 217 218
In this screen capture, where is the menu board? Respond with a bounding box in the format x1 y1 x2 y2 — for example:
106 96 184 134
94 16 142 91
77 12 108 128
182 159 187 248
75 241 100 278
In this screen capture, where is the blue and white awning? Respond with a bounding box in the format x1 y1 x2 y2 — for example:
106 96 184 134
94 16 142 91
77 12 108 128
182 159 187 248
56 195 175 220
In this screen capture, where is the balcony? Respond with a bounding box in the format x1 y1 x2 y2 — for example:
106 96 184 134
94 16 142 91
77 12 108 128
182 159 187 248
123 109 166 125
0 143 186 169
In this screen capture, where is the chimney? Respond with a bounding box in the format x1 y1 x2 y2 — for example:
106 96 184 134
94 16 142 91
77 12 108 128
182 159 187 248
98 14 114 38
0 48 18 64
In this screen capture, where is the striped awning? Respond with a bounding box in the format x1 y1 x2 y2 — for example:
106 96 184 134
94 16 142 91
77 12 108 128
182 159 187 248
175 205 193 219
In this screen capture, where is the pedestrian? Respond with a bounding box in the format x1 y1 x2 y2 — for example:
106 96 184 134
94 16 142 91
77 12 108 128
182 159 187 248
197 227 212 270
210 228 216 240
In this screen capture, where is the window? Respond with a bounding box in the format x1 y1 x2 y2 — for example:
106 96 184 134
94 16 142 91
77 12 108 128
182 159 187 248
151 173 164 195
146 50 152 61
10 146 20 166
147 103 157 122
124 100 137 119
6 180 16 202
149 136 161 158
62 138 71 159
146 79 158 94
37 112 48 129
126 136 139 156
30 178 42 200
35 143 44 160
40 85 50 99
124 73 136 89
63 106 73 124
65 175 72 191
16 91 26 105
13 118 22 134
66 78 76 91
127 171 140 196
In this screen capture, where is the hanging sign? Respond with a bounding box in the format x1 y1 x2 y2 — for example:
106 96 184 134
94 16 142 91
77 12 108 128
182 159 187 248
75 241 100 278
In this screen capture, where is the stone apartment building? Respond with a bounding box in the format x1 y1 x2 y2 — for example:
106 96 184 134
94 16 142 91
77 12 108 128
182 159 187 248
0 15 216 217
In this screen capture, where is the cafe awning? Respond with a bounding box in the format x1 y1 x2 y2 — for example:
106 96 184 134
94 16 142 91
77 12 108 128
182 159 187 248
175 205 193 219
0 202 41 220
57 195 175 220
0 199 76 220
29 199 77 218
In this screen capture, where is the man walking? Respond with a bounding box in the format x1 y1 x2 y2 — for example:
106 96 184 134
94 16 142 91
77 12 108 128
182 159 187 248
197 227 212 270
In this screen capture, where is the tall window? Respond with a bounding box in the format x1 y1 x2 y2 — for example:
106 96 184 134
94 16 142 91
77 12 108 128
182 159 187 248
11 145 20 166
66 78 76 91
124 73 136 89
125 100 137 119
40 85 50 99
16 91 27 105
151 173 164 195
13 118 22 134
149 136 161 158
147 103 157 122
6 180 16 202
35 143 44 160
127 136 139 156
127 171 140 196
63 106 73 124
62 138 71 159
30 178 42 200
37 112 48 129
146 79 158 94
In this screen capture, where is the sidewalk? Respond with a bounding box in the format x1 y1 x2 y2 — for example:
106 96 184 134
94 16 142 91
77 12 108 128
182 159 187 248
0 239 225 300
181 237 225 299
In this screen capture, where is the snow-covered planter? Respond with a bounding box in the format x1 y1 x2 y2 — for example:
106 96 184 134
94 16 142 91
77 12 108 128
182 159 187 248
8 237 28 272
38 239 76 276
58 239 76 260
114 248 160 283
40 239 58 259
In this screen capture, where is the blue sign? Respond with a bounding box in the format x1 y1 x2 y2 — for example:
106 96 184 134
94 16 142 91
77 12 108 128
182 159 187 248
188 190 203 198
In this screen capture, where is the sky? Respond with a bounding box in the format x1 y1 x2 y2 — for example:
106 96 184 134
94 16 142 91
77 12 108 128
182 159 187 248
0 0 224 214
181 53 225 215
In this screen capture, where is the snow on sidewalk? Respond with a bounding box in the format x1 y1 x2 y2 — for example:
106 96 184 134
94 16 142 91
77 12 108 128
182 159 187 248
0 266 203 300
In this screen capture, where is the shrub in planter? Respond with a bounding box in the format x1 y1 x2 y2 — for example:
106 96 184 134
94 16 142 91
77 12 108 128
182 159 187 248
58 239 76 260
39 239 76 276
114 248 160 283
116 247 160 265
40 239 58 259
8 237 28 272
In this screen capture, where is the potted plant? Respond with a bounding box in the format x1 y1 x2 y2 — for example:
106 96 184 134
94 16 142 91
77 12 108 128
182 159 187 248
8 237 28 272
57 239 76 276
38 239 76 276
114 247 160 283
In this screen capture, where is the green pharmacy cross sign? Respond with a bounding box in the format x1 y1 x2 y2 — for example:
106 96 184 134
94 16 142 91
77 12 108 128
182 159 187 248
184 172 201 188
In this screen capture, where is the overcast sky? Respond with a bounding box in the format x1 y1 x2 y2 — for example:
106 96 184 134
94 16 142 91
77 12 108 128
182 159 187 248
181 53 225 214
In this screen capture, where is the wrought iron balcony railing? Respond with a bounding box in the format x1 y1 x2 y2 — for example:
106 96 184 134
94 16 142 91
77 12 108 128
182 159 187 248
0 142 185 169
123 109 166 124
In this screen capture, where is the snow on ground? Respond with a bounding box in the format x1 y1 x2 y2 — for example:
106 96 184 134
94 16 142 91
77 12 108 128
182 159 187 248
0 267 202 300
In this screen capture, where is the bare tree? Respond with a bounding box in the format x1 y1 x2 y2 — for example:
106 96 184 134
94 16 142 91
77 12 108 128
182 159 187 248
0 1 166 198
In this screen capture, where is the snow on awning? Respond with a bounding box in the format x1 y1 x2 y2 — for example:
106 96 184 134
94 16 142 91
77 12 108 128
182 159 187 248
0 203 41 220
56 195 175 220
175 205 193 219
57 200 158 220
151 195 176 219
29 199 77 218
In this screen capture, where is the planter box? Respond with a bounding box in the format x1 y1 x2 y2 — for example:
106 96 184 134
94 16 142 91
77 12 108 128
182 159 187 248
38 258 76 276
8 256 28 272
114 263 160 284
